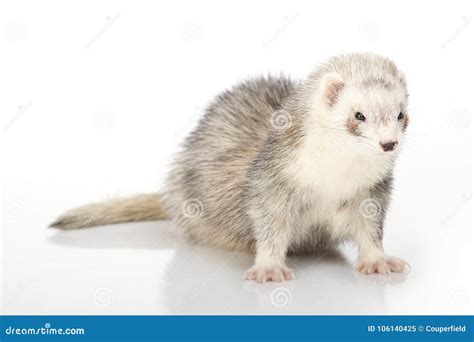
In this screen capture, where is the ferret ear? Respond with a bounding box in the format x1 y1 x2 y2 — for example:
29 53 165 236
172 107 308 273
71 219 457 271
320 72 345 107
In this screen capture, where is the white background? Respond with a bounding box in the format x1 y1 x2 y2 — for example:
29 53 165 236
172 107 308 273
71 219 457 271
1 0 473 314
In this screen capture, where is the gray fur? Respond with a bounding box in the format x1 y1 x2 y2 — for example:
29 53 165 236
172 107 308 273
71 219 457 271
165 75 299 251
51 53 409 279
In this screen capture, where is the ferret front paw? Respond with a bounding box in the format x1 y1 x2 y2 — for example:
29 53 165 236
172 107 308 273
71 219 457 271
243 265 295 283
356 256 409 274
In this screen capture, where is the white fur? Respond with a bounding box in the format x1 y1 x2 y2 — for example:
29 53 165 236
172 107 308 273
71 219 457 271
285 74 405 246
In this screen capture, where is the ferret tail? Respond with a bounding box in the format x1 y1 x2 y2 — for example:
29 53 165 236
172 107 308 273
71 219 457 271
50 193 169 230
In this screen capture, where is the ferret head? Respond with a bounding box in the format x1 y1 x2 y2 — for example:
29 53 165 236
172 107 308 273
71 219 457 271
312 54 409 157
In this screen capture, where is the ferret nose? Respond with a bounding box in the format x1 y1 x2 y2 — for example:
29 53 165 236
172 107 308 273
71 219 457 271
380 141 398 152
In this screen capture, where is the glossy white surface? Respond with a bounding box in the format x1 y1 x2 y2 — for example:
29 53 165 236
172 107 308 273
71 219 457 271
2 190 472 314
2 0 472 315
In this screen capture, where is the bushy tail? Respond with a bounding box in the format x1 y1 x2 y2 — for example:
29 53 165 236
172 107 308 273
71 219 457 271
50 193 169 230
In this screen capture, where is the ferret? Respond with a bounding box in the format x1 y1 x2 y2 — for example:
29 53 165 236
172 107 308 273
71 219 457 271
51 52 410 282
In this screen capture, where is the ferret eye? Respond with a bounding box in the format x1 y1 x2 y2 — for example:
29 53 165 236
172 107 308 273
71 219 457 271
355 112 366 121
398 112 404 120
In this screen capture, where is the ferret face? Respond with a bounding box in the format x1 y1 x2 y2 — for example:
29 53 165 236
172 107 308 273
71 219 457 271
336 86 408 155
319 72 409 157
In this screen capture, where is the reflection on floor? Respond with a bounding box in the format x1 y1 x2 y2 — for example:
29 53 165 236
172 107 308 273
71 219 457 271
5 220 451 315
